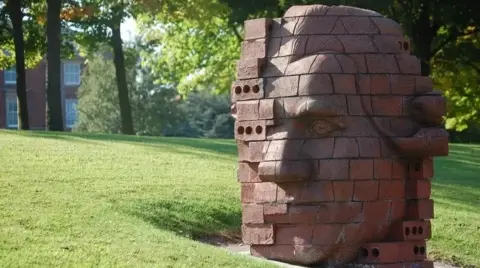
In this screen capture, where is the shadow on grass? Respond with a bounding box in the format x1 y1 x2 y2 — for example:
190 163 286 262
432 144 480 211
124 198 242 241
6 130 238 157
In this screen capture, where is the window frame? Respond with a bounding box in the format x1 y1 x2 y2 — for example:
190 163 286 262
5 96 18 128
4 69 16 85
63 62 81 86
65 98 78 128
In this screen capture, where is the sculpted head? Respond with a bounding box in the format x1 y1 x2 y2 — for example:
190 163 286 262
231 4 448 266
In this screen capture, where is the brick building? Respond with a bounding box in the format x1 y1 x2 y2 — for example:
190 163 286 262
0 57 84 130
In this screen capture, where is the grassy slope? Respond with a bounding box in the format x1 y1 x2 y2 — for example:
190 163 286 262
0 131 478 267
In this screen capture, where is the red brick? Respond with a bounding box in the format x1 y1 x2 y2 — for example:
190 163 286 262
305 35 344 55
407 199 434 220
327 6 381 16
242 224 274 245
347 96 372 116
379 180 405 200
259 99 275 120
275 160 313 182
237 162 261 183
318 159 349 180
332 74 356 94
312 224 346 245
373 35 403 54
351 54 368 73
241 183 277 203
366 54 400 74
242 203 264 224
415 76 433 94
371 17 403 36
350 160 374 180
389 220 432 241
374 159 392 179
408 158 434 180
333 181 354 201
244 18 272 40
231 78 265 102
357 241 427 264
362 201 392 222
265 202 362 224
396 54 421 75
333 138 359 158
372 96 403 116
251 244 327 265
241 39 267 59
264 204 288 215
277 182 334 203
265 76 299 98
392 160 408 179
276 225 314 245
391 75 415 95
237 58 266 79
258 161 276 181
267 37 282 57
337 35 377 53
236 100 259 121
340 17 380 34
411 93 447 126
295 16 337 35
335 54 357 73
263 140 301 161
298 74 333 95
303 138 335 159
390 117 416 137
371 75 391 94
235 120 267 141
307 54 342 74
353 181 379 201
373 261 434 268
357 138 381 158
406 180 432 199
358 74 371 94
390 200 406 222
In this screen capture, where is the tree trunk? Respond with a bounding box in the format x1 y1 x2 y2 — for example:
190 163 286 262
7 0 29 130
110 22 134 135
46 0 64 131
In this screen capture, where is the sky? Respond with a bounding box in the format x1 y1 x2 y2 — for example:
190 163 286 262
121 18 137 42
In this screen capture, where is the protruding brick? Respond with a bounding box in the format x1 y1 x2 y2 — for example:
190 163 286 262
407 199 434 220
242 224 274 245
236 100 259 121
231 78 265 102
244 18 272 40
408 158 434 180
357 241 428 264
242 203 264 224
389 220 432 241
264 203 288 215
406 180 432 199
237 162 261 183
241 39 267 59
259 99 275 120
241 183 277 203
237 58 266 80
235 120 267 141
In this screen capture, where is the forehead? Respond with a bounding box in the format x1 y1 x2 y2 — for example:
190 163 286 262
233 5 423 119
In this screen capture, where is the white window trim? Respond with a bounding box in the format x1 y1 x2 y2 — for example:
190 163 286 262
65 98 78 128
6 96 18 128
63 62 81 86
4 69 16 85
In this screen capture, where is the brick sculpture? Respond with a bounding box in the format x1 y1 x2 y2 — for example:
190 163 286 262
231 4 449 268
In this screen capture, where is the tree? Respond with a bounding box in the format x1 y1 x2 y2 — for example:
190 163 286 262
5 0 30 130
46 0 64 131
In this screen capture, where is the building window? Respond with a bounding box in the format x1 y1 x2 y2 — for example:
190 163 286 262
4 69 16 84
6 96 18 128
64 62 81 85
65 98 78 128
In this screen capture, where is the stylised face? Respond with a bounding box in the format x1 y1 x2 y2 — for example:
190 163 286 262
232 5 448 266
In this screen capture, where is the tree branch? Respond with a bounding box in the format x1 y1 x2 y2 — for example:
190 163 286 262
229 23 242 43
431 27 480 58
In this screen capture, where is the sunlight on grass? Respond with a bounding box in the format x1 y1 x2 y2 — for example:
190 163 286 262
0 131 479 267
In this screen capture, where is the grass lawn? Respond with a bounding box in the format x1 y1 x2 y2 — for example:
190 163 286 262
0 130 479 268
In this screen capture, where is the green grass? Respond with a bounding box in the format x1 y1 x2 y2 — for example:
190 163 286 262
0 131 479 268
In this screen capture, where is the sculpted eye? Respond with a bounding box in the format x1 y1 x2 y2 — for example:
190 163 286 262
308 119 341 136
